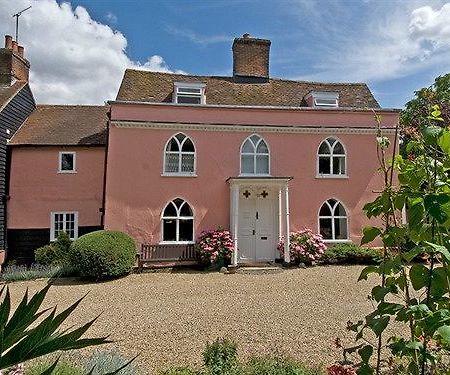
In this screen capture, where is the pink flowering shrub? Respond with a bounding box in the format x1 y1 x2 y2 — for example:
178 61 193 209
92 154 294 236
196 229 234 264
278 229 326 264
327 364 357 375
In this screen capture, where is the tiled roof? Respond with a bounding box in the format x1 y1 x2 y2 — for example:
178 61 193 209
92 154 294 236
9 105 108 146
116 70 380 108
0 81 27 112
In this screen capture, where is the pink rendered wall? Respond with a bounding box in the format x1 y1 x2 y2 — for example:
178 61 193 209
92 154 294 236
105 103 397 246
8 147 105 229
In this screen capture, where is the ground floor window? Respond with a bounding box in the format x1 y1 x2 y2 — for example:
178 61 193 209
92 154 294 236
50 212 78 241
162 198 194 242
319 199 348 240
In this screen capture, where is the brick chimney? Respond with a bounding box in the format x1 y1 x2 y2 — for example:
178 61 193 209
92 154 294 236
232 33 271 81
0 35 30 85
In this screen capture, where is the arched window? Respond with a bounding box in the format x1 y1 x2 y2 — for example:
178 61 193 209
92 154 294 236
319 199 348 240
317 137 346 176
162 198 194 242
240 134 270 175
164 133 195 174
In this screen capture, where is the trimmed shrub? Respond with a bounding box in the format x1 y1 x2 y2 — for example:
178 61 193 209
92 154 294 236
25 360 83 375
35 231 72 266
320 243 382 265
83 350 138 375
69 230 136 280
203 338 238 375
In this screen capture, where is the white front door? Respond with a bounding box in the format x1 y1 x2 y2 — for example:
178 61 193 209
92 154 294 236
238 188 277 262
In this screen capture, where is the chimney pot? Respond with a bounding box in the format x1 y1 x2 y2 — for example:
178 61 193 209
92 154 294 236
243 33 251 39
11 41 18 53
4 35 13 49
18 46 24 57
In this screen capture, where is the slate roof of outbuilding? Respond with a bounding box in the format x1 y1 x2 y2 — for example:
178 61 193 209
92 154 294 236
116 69 381 109
0 81 27 112
9 105 108 146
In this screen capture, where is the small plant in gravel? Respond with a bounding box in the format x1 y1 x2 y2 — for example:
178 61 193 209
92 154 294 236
203 338 238 375
1 263 64 282
159 368 199 375
69 230 136 280
25 360 83 375
84 350 139 375
278 229 326 264
242 356 324 375
196 229 234 266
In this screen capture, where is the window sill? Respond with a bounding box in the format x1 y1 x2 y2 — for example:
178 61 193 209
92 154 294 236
159 241 195 245
238 174 272 177
58 170 77 174
323 239 351 244
161 173 197 177
315 174 348 179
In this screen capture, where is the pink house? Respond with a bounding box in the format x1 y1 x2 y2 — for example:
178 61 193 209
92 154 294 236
6 34 398 265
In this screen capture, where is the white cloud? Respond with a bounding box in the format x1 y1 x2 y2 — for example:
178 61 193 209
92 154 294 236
165 25 231 45
290 1 450 83
105 12 118 24
0 0 183 104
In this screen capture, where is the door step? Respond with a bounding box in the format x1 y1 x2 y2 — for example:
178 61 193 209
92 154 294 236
235 265 283 275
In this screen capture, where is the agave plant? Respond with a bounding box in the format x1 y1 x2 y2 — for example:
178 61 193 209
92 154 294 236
0 284 135 374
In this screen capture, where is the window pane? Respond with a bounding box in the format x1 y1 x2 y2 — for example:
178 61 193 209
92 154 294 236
333 156 346 174
166 138 179 152
177 95 201 104
335 202 347 216
61 153 74 171
163 202 177 217
256 140 268 153
181 154 195 172
319 203 331 216
163 219 177 241
318 142 330 154
178 87 201 94
165 153 180 173
318 156 331 174
250 135 260 144
182 138 195 152
335 218 348 239
242 140 254 153
179 202 193 217
319 218 332 239
179 219 193 241
333 142 345 155
241 154 254 174
256 155 269 174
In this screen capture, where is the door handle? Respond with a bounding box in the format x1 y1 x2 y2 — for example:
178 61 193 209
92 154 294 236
252 229 255 235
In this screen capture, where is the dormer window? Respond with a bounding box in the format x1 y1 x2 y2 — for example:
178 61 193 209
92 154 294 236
305 91 339 108
173 82 206 104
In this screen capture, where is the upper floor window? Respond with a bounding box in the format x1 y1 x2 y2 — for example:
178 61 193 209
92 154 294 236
50 211 78 241
164 133 196 175
59 151 76 173
305 91 339 108
317 137 346 177
173 82 206 104
240 134 270 175
162 198 194 243
319 199 348 241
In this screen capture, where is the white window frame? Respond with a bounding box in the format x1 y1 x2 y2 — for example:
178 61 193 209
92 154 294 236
162 133 197 176
316 137 348 178
58 151 76 173
160 198 195 244
318 199 349 243
50 211 79 241
305 91 339 108
239 134 271 176
173 82 206 105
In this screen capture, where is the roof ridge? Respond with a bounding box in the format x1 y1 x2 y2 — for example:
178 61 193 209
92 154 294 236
36 104 108 108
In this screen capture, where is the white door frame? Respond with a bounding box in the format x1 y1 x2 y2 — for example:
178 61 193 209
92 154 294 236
228 177 292 265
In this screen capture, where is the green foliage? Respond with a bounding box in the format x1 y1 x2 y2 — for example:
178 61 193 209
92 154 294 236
203 338 238 375
83 350 139 375
320 243 382 265
1 264 64 282
25 360 83 375
241 356 323 375
0 284 111 370
338 104 450 375
35 232 72 266
159 368 199 375
69 230 136 280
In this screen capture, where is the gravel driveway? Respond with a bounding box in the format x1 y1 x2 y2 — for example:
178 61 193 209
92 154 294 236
6 266 380 374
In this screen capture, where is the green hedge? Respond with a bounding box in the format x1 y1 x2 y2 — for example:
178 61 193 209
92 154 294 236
69 230 136 280
320 243 382 265
35 231 72 266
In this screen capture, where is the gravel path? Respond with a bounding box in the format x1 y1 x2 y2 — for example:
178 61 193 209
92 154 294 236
6 266 382 374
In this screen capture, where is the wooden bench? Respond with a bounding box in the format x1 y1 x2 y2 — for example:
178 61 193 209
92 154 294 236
137 243 199 272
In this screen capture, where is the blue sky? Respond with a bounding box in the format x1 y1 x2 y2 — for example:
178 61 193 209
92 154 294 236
1 0 449 107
